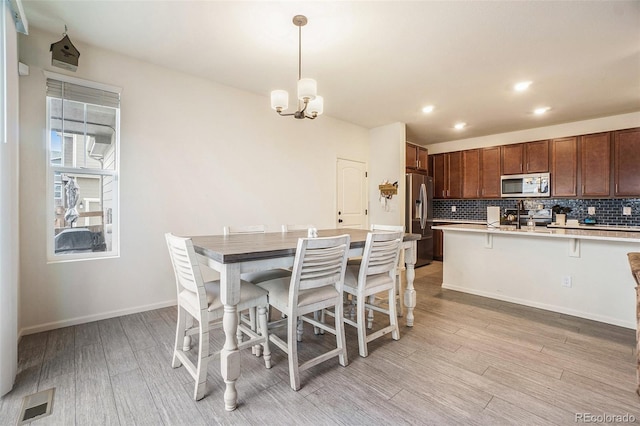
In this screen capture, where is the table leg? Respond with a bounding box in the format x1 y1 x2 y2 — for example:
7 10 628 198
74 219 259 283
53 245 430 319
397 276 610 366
404 241 417 327
220 265 241 411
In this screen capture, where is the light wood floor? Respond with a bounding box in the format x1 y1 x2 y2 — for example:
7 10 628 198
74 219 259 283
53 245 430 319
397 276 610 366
2 262 639 425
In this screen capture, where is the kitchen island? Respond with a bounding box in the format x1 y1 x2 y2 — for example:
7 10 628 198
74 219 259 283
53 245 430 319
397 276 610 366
433 223 640 329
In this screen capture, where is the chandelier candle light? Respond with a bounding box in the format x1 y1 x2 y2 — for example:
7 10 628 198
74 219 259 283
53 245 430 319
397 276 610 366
271 15 323 120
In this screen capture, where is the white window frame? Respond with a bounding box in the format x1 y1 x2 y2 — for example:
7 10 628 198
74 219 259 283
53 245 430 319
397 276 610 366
45 71 121 262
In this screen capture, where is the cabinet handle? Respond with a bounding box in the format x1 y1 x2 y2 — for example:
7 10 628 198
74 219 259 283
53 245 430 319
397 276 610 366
616 184 618 193
442 190 445 197
582 185 584 194
527 162 529 171
520 163 523 172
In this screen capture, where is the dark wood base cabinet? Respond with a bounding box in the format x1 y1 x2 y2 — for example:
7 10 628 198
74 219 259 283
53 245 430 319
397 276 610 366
434 228 443 261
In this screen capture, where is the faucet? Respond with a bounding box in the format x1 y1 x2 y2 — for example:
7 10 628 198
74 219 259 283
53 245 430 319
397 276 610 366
515 200 524 229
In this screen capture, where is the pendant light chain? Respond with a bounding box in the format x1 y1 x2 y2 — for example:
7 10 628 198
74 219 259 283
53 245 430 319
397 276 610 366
298 24 302 81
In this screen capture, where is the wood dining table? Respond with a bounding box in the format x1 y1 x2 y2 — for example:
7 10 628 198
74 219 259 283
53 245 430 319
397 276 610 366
190 228 420 411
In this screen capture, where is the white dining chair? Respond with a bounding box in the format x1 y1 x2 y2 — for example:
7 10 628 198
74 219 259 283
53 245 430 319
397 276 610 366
342 231 403 357
280 224 317 337
223 225 293 284
223 224 267 235
281 224 315 233
165 233 271 400
258 234 351 390
348 224 406 319
223 225 292 350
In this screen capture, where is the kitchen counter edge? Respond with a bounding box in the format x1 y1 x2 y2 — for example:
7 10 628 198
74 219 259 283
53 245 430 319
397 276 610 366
432 223 640 243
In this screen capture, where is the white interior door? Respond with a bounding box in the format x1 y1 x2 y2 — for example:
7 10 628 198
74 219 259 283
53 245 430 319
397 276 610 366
336 158 367 229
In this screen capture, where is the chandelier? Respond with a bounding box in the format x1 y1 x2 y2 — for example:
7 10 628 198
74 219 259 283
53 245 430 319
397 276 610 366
270 15 323 120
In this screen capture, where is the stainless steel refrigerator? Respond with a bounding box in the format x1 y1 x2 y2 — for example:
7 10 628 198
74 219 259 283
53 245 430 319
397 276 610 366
405 173 433 267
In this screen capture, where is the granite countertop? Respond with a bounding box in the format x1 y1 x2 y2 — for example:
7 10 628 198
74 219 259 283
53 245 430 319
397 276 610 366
432 223 640 243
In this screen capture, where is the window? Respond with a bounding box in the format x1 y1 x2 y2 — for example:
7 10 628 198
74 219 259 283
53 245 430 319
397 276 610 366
45 72 121 261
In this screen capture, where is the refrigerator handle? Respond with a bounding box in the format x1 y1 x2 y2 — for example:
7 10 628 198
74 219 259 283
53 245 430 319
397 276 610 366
419 183 427 229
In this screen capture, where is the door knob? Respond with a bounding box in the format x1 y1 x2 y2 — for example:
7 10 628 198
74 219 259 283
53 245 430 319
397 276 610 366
338 219 343 223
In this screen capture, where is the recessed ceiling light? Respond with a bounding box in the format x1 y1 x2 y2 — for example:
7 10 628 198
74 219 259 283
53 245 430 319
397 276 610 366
454 122 466 130
514 81 532 92
534 107 550 115
422 105 434 114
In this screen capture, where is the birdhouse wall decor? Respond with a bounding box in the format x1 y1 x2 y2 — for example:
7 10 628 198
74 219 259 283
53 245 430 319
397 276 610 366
50 29 80 72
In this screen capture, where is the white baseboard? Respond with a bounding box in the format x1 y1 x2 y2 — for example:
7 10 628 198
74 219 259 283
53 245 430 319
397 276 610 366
441 283 636 330
18 299 177 338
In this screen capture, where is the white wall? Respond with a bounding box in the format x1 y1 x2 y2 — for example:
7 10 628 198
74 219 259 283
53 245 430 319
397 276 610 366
425 112 640 154
368 123 406 228
18 28 369 334
0 3 20 396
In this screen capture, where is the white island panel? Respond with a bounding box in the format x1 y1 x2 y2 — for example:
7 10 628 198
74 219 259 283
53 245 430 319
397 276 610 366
436 225 639 329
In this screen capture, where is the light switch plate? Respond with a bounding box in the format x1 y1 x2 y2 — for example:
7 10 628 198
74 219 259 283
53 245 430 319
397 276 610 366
587 207 595 215
451 206 456 212
623 206 632 216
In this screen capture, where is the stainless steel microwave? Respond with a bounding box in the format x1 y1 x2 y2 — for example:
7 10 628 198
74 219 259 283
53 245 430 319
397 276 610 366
501 173 550 197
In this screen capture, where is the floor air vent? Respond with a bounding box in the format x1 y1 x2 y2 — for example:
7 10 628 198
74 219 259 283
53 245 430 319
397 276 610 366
18 388 54 424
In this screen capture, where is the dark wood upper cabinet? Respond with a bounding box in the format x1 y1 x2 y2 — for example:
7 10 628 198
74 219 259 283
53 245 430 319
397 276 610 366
431 152 462 199
428 127 637 202
406 143 428 173
580 132 611 197
447 151 462 199
432 154 446 199
524 140 549 173
481 147 501 198
501 144 524 175
551 136 578 197
502 141 549 175
614 128 640 197
462 149 480 198
406 143 418 169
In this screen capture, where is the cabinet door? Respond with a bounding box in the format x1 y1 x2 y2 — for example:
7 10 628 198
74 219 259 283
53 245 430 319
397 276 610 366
581 132 610 197
551 137 578 197
525 140 549 173
433 228 444 261
447 152 463 198
501 144 524 175
417 147 428 172
462 149 480 198
480 147 501 198
406 143 418 170
432 154 446 199
614 128 640 196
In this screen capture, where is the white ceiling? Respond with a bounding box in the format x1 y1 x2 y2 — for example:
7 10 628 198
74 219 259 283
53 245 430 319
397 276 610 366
21 1 640 145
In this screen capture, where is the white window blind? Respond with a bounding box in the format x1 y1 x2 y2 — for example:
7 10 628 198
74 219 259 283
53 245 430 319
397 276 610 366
46 78 120 108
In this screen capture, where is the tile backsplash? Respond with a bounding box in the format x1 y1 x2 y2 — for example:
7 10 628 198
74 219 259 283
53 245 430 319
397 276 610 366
433 198 640 226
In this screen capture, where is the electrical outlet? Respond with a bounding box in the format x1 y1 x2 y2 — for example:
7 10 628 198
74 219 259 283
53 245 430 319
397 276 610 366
588 207 595 215
451 206 457 212
623 206 632 216
562 276 572 288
